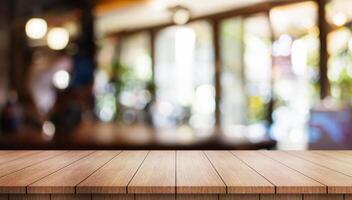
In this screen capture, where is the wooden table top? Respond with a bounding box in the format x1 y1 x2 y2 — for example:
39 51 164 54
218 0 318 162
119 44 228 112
0 151 351 195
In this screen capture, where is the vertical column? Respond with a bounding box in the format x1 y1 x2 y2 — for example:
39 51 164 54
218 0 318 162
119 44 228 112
149 29 156 100
266 11 275 125
79 0 96 59
212 20 221 127
317 0 330 99
0 0 11 105
74 0 96 112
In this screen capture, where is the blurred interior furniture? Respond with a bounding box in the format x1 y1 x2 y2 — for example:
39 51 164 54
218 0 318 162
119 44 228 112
0 123 276 150
309 105 352 150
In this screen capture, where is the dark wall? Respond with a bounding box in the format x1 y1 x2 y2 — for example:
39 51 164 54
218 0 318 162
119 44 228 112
3 0 96 99
0 0 11 105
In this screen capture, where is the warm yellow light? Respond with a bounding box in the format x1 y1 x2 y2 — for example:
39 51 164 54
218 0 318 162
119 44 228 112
47 28 70 50
173 9 191 25
25 18 47 39
52 70 70 89
332 13 347 26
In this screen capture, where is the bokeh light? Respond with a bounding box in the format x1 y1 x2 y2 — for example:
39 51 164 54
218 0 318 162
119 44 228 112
25 18 48 39
47 28 70 50
52 70 70 89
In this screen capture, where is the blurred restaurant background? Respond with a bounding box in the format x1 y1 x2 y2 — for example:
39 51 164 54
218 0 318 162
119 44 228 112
0 0 352 150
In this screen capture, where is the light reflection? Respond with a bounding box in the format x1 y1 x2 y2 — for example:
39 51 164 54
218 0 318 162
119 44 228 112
42 121 55 140
273 34 292 56
96 92 116 122
135 54 152 80
175 27 195 107
291 39 308 76
193 84 215 115
157 101 174 117
332 12 347 26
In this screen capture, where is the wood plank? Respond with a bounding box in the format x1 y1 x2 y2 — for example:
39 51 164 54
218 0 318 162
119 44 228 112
177 194 218 200
260 195 302 200
0 151 65 178
0 195 7 200
219 194 259 200
28 151 119 194
205 151 274 194
0 151 93 193
288 151 352 176
261 151 352 194
315 151 352 165
0 151 39 165
303 194 343 200
8 195 49 200
128 151 175 194
77 151 148 194
345 195 352 200
92 194 134 200
135 194 175 200
51 195 91 200
232 151 325 194
176 151 226 194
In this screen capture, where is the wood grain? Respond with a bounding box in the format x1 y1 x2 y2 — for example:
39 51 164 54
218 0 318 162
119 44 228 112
289 151 352 176
219 194 259 200
262 151 352 194
205 151 274 194
0 151 93 193
232 151 325 194
77 151 148 194
1 151 352 198
177 194 218 200
128 151 175 194
135 194 175 200
8 195 50 200
0 151 65 178
177 151 226 194
51 195 91 200
28 151 119 194
303 194 343 200
92 194 134 200
315 151 352 165
260 195 302 200
0 151 39 165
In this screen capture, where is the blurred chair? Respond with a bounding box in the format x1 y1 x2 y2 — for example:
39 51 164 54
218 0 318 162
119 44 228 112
309 105 352 149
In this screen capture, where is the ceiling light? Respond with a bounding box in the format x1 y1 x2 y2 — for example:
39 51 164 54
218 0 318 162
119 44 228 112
25 18 47 39
52 70 70 89
170 6 191 25
47 28 70 50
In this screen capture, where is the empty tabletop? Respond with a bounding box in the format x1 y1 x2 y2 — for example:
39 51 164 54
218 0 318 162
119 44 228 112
0 150 351 200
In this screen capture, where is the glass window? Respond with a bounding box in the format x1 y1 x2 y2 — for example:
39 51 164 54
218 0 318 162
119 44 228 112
326 0 352 103
243 14 272 126
220 17 246 127
154 21 215 130
269 2 319 149
220 14 271 137
118 32 153 123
